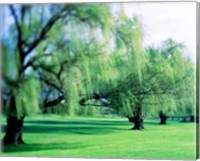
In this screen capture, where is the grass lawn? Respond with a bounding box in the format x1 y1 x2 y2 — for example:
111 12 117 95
0 114 197 160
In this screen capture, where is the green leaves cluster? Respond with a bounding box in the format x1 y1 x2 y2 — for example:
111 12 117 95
14 77 39 118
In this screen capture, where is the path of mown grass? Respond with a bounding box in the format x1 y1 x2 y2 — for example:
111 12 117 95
0 114 197 159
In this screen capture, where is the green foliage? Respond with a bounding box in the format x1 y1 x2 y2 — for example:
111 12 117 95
120 92 136 117
114 15 146 82
2 43 19 82
141 39 196 117
64 76 80 116
14 77 40 118
72 4 113 32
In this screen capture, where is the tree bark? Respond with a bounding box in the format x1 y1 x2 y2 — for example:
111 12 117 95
3 115 25 145
190 116 195 122
159 111 167 124
128 114 144 130
2 96 25 145
128 101 144 130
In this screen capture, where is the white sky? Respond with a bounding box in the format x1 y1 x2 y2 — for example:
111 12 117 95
123 2 196 62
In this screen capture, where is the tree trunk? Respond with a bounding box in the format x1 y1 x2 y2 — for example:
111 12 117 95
159 111 167 125
128 114 144 130
190 116 195 122
128 101 144 130
2 96 25 145
3 115 25 145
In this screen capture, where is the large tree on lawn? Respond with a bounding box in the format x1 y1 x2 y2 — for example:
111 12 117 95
79 14 196 129
1 4 112 144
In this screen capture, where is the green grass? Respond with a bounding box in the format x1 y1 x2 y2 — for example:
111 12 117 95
0 114 197 159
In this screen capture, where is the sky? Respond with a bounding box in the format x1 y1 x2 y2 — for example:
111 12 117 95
123 2 196 62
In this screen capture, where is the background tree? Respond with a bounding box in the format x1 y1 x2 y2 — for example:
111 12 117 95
143 39 196 124
80 19 196 129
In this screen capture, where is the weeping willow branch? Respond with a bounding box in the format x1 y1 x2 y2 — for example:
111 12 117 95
38 74 62 92
20 5 27 22
164 44 184 57
136 71 193 97
22 53 52 72
9 5 25 63
9 5 71 78
57 58 78 80
43 95 65 108
43 89 52 103
24 7 68 55
79 68 192 109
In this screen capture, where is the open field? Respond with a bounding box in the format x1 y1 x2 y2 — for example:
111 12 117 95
0 115 197 160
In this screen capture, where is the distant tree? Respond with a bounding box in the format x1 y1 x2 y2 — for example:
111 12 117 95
145 39 195 124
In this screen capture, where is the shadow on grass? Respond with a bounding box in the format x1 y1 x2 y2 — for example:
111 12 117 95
144 121 160 126
25 120 130 126
1 125 121 135
24 125 123 135
2 119 131 136
3 142 89 153
1 119 130 153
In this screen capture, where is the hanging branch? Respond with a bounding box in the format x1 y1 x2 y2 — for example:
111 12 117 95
164 44 184 58
38 74 62 93
24 7 68 56
79 68 192 108
22 53 52 72
9 5 25 62
43 95 65 108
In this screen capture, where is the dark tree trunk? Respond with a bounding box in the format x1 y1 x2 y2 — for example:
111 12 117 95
2 96 25 145
128 114 144 130
128 101 144 130
196 116 199 123
159 111 168 125
190 116 195 122
129 101 144 130
3 115 25 145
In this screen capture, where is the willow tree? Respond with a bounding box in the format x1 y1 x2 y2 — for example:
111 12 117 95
79 10 196 129
142 39 196 124
154 39 196 124
2 4 112 144
80 12 148 129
